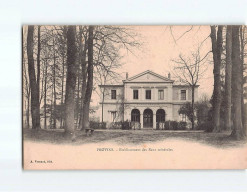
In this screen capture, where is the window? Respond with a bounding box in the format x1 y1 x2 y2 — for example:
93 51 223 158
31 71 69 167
181 90 186 100
180 114 187 122
111 90 116 99
133 90 139 99
158 90 164 100
110 111 117 122
146 90 151 99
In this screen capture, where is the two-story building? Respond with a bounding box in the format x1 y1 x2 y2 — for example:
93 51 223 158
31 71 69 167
99 70 198 129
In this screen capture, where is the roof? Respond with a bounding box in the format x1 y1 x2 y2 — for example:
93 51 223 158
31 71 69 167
173 85 199 87
98 84 124 88
123 70 174 83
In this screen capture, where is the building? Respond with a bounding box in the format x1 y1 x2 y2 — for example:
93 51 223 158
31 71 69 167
99 70 199 129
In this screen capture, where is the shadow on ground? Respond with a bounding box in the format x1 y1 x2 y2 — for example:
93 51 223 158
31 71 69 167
23 128 247 148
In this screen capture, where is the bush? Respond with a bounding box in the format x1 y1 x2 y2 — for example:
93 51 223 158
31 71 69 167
109 122 122 129
122 121 131 130
197 121 213 131
178 121 187 130
131 122 141 130
89 121 106 129
164 121 187 130
165 121 177 130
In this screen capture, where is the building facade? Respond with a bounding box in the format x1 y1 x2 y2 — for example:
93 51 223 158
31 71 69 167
99 70 198 129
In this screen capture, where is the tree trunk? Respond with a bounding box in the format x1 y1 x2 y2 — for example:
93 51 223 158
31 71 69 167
210 25 223 132
44 59 47 129
26 86 30 129
191 85 195 130
82 26 94 130
76 64 80 128
37 25 41 106
64 25 77 139
78 34 88 129
27 25 40 130
240 26 245 128
101 91 105 123
53 46 57 129
60 56 65 128
231 25 245 139
225 25 232 131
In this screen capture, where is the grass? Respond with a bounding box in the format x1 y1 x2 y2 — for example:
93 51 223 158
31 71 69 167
23 128 247 148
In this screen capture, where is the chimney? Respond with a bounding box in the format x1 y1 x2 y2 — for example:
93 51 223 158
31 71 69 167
168 72 171 79
126 72 129 79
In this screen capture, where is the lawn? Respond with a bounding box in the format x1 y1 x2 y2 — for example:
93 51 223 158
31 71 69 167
23 128 247 148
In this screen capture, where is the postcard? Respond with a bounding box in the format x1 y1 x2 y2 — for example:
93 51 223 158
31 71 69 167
22 25 247 169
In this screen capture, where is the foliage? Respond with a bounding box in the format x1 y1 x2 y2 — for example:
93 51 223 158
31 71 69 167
164 121 187 130
108 122 122 129
179 96 212 130
178 102 195 123
89 121 106 129
121 120 132 130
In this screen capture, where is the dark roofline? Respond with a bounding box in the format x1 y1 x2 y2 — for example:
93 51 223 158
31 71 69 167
98 84 124 87
173 85 200 87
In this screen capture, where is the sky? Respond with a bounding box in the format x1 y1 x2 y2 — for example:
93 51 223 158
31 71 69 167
92 25 214 106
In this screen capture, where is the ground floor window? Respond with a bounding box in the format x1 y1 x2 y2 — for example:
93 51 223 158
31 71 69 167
180 114 187 122
110 111 117 122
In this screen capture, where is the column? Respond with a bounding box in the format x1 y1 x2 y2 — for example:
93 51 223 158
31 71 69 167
140 87 143 101
140 114 143 129
153 114 156 129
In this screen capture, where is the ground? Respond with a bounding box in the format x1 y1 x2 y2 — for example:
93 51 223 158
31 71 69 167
23 128 247 148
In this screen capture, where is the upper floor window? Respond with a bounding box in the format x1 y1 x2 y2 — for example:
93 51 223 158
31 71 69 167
133 90 138 99
158 90 164 100
181 90 186 100
146 90 151 99
111 90 116 99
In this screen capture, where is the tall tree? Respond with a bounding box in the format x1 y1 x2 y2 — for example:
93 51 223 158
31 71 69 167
240 26 246 128
172 48 209 130
27 25 40 130
64 26 77 138
78 27 88 129
224 26 233 130
210 25 223 132
82 25 94 130
231 25 245 139
37 26 41 106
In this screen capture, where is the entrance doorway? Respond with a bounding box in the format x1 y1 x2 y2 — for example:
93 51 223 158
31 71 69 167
143 109 153 128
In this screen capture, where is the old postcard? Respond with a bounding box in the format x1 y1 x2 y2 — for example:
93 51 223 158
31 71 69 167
22 25 247 169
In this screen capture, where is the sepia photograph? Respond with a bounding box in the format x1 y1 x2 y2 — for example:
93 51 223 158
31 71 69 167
22 25 247 169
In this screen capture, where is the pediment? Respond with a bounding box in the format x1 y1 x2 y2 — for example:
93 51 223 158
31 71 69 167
125 70 173 83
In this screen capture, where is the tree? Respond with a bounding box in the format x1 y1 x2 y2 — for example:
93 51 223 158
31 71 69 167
37 25 41 106
210 25 223 132
64 25 77 139
27 25 40 130
77 26 88 129
195 94 211 130
81 25 94 130
224 26 233 130
231 25 245 139
172 48 209 130
179 102 194 125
